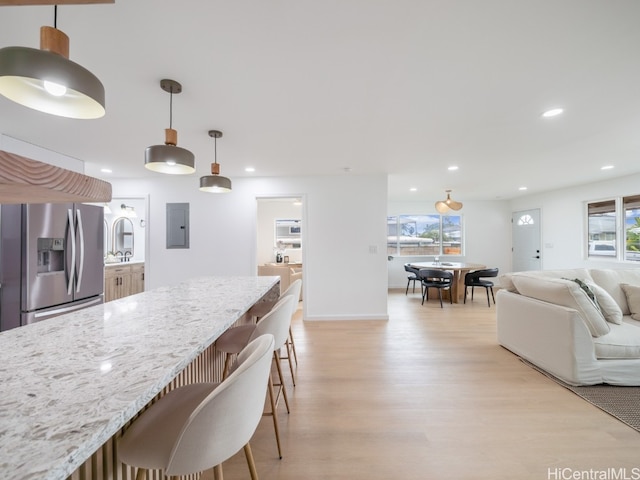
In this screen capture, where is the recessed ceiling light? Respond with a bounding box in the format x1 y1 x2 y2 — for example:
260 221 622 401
100 168 112 173
245 167 255 172
542 108 564 118
448 165 459 171
601 165 614 170
409 187 417 192
519 186 528 191
342 167 353 173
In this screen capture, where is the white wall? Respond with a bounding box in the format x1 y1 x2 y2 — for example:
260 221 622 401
0 134 84 173
110 173 389 321
509 173 640 271
387 200 513 288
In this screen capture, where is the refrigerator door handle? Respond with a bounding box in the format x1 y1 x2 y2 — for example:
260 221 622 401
67 208 76 296
76 209 85 293
33 296 103 320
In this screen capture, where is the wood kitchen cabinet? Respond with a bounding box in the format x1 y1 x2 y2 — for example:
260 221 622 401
105 263 145 302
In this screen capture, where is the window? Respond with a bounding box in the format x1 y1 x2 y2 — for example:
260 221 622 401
387 214 463 256
624 195 640 262
587 200 616 257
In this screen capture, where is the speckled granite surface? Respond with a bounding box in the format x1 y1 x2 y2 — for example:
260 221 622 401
0 275 278 480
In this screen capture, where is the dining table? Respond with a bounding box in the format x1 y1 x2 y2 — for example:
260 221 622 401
408 262 486 303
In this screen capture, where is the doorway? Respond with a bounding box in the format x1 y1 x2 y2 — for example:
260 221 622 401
256 197 304 266
512 208 542 272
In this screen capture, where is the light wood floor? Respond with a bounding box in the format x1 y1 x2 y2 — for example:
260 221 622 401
205 289 640 480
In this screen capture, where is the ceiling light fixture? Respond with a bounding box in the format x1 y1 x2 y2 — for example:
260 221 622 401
542 108 564 118
0 5 105 119
199 130 232 193
601 165 614 170
144 79 195 175
435 190 463 214
448 166 459 171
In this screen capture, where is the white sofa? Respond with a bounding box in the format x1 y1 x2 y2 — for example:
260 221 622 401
496 268 640 386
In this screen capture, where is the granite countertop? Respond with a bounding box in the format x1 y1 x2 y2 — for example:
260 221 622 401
0 275 279 480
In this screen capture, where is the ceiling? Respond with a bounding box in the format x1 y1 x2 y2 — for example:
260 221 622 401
1 0 639 203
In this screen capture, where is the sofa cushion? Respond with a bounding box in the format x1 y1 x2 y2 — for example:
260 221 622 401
589 269 640 315
620 283 640 321
586 281 623 325
501 269 593 294
510 276 610 337
498 273 517 293
593 321 640 359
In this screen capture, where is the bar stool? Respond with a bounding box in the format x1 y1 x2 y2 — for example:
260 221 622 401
279 279 302 385
118 334 275 480
215 294 296 459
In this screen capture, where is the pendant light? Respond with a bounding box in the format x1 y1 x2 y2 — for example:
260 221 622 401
435 190 463 213
0 6 105 119
144 79 195 175
199 130 232 193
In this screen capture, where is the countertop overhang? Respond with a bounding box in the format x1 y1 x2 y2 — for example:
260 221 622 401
0 275 279 480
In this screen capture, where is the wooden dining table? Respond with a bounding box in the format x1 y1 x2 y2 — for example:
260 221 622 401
408 262 486 303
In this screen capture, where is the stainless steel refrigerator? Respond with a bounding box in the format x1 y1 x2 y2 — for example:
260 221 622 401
0 203 104 331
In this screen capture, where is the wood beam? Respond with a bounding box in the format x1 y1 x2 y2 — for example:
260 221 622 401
0 1 113 5
0 149 112 204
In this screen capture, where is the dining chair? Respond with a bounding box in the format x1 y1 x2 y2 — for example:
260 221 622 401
118 334 275 480
464 268 499 307
404 263 421 295
419 269 453 308
215 294 296 459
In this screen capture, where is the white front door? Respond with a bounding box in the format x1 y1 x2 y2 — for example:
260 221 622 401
512 208 542 272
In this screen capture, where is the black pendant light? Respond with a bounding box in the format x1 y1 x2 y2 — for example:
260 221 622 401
144 79 195 175
199 130 232 193
0 6 105 119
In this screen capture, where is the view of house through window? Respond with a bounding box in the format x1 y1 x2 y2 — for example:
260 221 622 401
587 200 616 257
624 195 640 261
586 197 640 262
387 214 462 256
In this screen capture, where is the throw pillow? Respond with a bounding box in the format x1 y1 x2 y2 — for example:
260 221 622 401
563 278 600 311
586 282 623 325
620 284 640 321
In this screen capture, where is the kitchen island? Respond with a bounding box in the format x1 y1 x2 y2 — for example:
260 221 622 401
0 275 279 480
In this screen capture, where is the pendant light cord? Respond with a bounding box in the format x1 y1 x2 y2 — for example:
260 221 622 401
54 5 58 28
168 88 173 130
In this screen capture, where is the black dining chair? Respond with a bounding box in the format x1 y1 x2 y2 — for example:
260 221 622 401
464 268 499 307
419 269 453 307
404 263 421 295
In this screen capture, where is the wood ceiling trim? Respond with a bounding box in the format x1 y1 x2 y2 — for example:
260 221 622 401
0 1 113 5
0 149 112 204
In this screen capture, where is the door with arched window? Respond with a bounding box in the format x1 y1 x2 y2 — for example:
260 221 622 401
512 209 541 272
